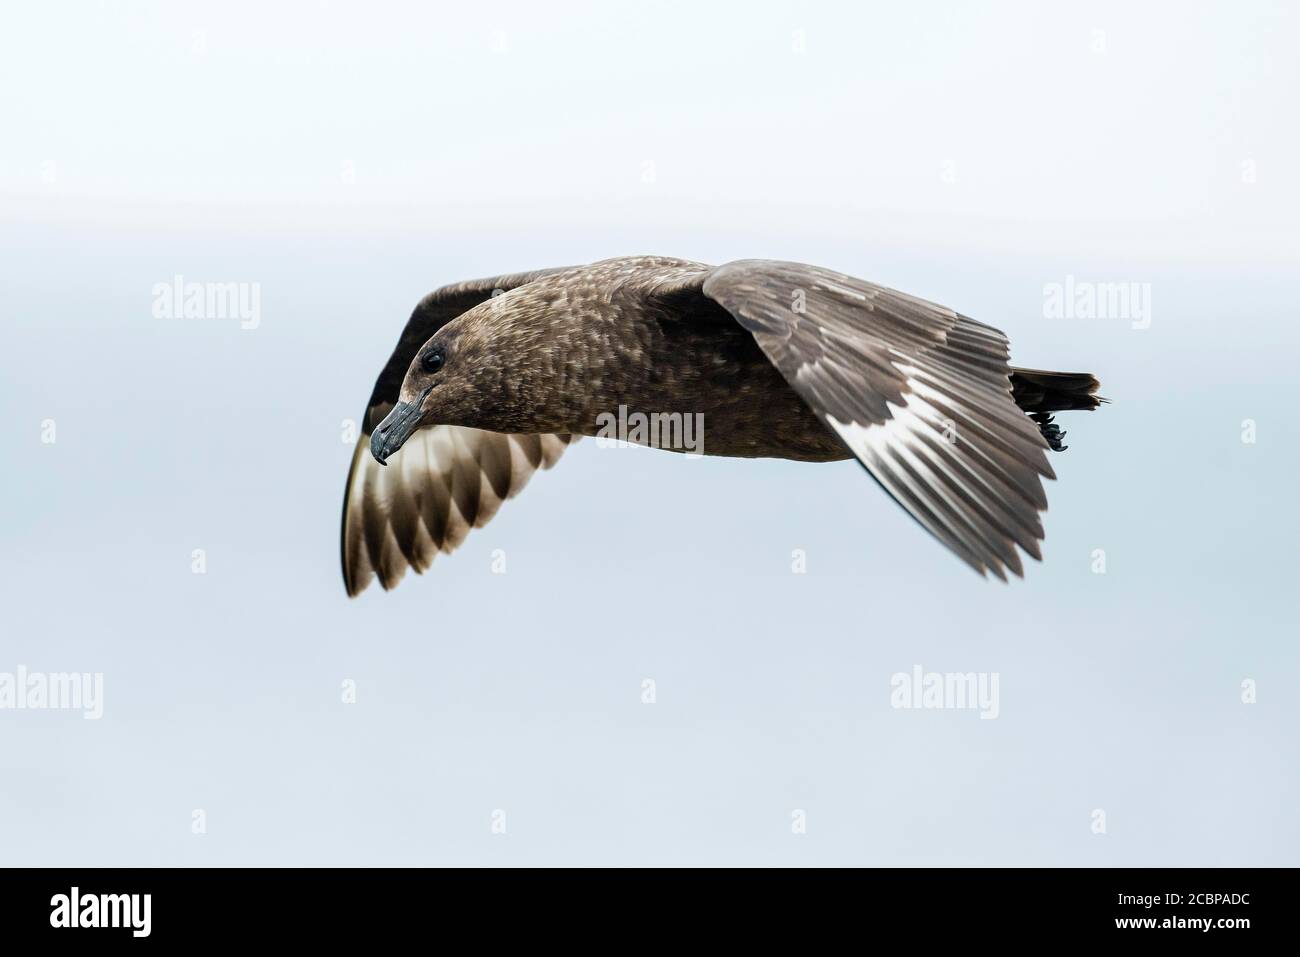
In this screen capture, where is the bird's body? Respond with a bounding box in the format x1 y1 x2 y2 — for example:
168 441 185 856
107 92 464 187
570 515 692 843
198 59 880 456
391 257 848 460
341 256 1104 595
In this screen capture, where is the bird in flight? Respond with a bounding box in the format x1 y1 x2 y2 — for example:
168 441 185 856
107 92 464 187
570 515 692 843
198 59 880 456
341 256 1103 595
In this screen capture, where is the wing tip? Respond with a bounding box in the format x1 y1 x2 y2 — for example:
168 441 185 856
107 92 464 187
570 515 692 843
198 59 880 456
343 572 367 599
992 538 1044 582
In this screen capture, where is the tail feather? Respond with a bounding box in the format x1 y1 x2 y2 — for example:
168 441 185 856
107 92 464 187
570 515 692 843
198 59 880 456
1009 367 1104 452
1009 367 1104 414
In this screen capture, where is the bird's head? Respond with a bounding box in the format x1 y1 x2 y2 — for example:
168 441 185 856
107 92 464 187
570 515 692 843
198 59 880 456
369 290 560 465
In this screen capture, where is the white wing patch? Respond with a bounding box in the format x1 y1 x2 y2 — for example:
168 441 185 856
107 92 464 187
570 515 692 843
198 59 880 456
825 366 1045 580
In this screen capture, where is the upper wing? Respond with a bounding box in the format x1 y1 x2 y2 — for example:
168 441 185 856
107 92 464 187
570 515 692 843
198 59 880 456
699 260 1055 580
341 267 576 596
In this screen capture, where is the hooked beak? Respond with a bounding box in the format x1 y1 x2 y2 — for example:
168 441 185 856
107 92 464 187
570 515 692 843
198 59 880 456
370 386 432 466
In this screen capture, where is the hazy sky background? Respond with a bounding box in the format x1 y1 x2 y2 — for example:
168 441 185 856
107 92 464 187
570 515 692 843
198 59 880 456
2 1 1297 865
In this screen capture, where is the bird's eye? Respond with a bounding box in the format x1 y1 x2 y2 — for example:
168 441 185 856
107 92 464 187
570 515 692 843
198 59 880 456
421 349 445 373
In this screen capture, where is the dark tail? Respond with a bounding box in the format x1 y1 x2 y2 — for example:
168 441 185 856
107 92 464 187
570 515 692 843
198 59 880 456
1009 368 1105 452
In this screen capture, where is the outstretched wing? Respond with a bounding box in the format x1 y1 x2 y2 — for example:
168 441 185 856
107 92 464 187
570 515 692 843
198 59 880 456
699 260 1055 580
341 267 576 596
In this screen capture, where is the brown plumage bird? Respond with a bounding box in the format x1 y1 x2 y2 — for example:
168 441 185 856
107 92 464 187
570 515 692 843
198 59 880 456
341 256 1103 595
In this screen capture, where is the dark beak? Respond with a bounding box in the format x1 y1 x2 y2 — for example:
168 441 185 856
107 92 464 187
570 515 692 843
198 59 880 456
370 387 431 466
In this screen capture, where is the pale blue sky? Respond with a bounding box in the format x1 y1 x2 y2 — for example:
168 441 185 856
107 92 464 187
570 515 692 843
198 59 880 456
1 1 1297 865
